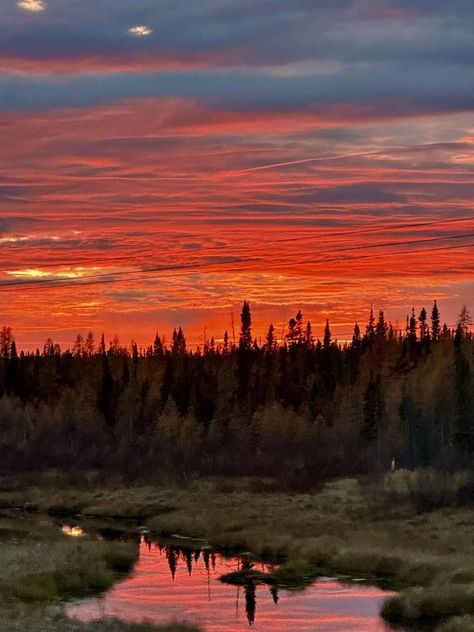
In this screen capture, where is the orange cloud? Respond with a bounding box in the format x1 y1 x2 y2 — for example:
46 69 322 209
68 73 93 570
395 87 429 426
0 98 473 349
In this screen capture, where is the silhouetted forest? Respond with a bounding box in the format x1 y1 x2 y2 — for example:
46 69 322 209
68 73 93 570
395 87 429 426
0 301 472 487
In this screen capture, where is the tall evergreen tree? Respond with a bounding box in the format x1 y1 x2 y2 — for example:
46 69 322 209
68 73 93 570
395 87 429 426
223 330 229 354
323 319 332 350
376 310 388 341
431 300 440 341
98 333 106 356
352 323 362 352
0 326 13 357
457 305 472 337
265 323 277 352
239 301 252 351
153 333 164 357
73 334 84 358
419 307 430 342
172 327 186 354
365 307 376 344
407 308 418 343
84 331 95 357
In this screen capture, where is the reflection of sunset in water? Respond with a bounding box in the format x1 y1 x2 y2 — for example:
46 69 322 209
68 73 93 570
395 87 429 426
61 525 85 538
68 539 397 631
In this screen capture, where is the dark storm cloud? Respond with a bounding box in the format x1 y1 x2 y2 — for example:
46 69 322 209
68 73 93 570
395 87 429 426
0 0 473 113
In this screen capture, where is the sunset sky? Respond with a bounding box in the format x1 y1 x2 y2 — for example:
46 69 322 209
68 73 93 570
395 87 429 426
1 0 473 350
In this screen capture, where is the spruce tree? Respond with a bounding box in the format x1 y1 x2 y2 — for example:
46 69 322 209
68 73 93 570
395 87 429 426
265 323 276 351
365 307 376 343
419 307 429 342
376 310 388 341
323 319 332 350
239 301 252 351
223 330 229 354
153 333 164 357
352 323 362 352
431 300 440 341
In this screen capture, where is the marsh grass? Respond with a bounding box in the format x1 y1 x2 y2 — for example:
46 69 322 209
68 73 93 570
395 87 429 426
436 615 474 631
383 469 473 513
0 602 200 632
0 513 201 630
0 472 472 627
0 518 137 602
382 584 474 624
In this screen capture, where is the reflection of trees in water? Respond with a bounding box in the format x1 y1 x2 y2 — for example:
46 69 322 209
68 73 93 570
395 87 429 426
142 538 280 625
184 549 193 575
166 547 178 580
245 583 256 626
270 586 279 604
203 549 210 572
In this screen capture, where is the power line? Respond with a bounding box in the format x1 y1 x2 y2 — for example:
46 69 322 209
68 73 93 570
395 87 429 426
0 214 473 274
0 236 472 293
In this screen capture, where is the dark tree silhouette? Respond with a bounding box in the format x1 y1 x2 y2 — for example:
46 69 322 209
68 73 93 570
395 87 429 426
431 300 440 341
239 301 252 351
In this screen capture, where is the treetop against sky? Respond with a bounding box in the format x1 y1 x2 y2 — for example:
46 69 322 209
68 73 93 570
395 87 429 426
0 0 473 348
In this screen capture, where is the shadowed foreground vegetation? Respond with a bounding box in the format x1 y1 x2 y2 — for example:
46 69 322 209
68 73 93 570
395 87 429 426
0 512 200 631
0 301 472 629
0 605 200 632
0 470 472 630
0 508 139 602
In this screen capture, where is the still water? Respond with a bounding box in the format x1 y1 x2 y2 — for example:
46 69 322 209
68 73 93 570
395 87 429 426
68 538 398 632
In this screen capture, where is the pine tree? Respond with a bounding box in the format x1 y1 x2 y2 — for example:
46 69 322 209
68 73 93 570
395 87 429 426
172 327 186 354
265 323 276 352
352 323 361 352
457 305 472 337
223 330 229 354
286 317 297 346
431 300 440 341
239 301 252 351
323 319 332 350
305 321 314 347
365 307 376 343
132 341 139 363
419 307 429 342
295 310 303 343
43 338 55 356
375 310 388 341
98 333 106 356
407 308 417 342
0 326 13 357
153 333 164 357
285 310 305 346
72 334 84 358
84 331 95 357
10 339 17 358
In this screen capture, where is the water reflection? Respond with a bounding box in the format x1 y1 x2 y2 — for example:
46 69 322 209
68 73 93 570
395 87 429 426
68 538 398 631
61 525 85 538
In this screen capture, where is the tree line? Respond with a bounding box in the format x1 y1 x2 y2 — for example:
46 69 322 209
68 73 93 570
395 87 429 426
0 301 472 487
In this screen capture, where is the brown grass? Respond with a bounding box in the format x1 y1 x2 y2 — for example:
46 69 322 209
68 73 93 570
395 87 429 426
0 602 200 632
0 471 472 627
436 615 474 632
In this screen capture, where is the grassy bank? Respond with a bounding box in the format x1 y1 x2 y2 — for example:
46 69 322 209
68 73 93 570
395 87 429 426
0 604 199 632
0 511 201 631
0 512 137 602
0 469 472 629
